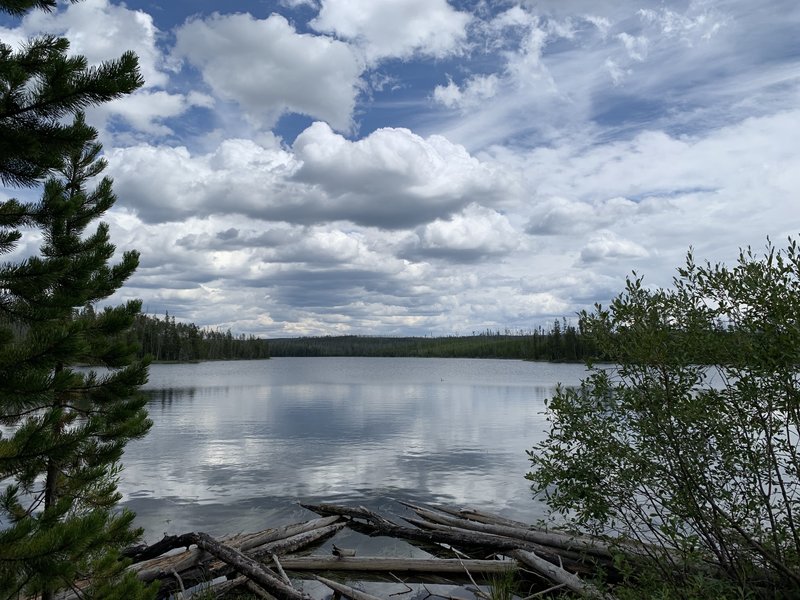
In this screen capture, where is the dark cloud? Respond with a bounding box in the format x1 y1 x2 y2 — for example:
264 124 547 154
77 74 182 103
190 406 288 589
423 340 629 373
216 228 239 241
400 246 503 264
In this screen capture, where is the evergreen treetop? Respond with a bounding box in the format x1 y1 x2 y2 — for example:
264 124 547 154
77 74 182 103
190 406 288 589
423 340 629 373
2 1 75 16
0 0 142 187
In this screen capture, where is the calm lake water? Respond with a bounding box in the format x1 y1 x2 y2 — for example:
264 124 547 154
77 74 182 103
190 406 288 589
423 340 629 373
119 357 588 542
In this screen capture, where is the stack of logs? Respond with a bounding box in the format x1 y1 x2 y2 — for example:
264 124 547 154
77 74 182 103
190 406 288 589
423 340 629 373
76 501 625 599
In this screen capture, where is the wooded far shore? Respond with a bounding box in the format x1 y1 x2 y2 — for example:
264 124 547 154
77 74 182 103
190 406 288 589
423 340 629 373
126 312 591 363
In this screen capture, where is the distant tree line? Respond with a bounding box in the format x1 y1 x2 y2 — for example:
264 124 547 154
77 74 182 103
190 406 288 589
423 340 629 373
119 314 599 363
123 313 760 365
269 320 595 362
117 312 270 361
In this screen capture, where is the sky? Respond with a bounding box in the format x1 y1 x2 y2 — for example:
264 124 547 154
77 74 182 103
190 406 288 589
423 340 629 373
1 0 799 337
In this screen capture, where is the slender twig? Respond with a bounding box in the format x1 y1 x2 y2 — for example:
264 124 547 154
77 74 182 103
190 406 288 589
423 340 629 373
171 568 186 598
524 582 567 598
453 549 490 600
388 573 414 595
272 553 292 586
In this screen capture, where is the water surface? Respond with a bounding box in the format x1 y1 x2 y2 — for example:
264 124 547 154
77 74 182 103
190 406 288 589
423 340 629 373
119 357 587 539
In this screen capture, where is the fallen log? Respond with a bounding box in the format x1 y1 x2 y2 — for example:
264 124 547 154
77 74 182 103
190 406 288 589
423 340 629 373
248 522 344 560
278 556 516 575
301 502 598 579
403 514 591 568
172 531 310 600
403 502 692 575
431 503 532 529
144 522 344 595
300 502 402 528
245 581 280 600
57 501 635 600
402 501 616 560
299 502 543 553
406 501 685 568
127 515 341 564
402 516 591 569
299 502 629 595
132 547 206 583
130 520 342 580
181 576 280 600
511 549 616 600
230 516 342 554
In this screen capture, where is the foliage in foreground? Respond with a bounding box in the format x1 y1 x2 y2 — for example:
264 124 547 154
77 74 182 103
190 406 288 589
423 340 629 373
0 1 155 596
0 121 156 599
528 238 800 597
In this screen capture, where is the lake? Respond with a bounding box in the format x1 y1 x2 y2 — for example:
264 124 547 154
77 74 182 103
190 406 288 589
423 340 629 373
119 357 589 541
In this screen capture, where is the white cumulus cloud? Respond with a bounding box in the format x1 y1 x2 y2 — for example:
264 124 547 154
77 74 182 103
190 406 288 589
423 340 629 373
91 90 214 136
579 231 650 263
106 137 298 223
526 196 637 236
412 204 521 262
291 122 512 228
173 13 364 131
310 0 471 62
105 122 514 232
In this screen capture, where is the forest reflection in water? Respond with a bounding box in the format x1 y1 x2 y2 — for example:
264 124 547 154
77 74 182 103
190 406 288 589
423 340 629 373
119 357 588 539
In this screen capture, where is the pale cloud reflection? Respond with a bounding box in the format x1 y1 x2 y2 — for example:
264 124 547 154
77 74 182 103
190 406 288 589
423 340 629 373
120 358 585 537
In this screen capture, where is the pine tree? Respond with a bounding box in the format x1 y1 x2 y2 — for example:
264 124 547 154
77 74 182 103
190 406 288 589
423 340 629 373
0 2 155 597
0 115 156 598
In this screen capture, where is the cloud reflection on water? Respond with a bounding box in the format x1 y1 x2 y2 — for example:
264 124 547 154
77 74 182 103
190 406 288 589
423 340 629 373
120 357 586 539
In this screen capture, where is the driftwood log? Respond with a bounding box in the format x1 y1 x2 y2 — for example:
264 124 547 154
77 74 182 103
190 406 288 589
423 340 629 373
400 500 617 559
278 556 516 574
51 501 635 599
300 502 576 558
300 502 616 599
131 521 344 589
172 531 311 600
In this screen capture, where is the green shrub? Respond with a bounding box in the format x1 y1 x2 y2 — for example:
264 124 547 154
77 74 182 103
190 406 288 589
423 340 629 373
528 239 800 597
